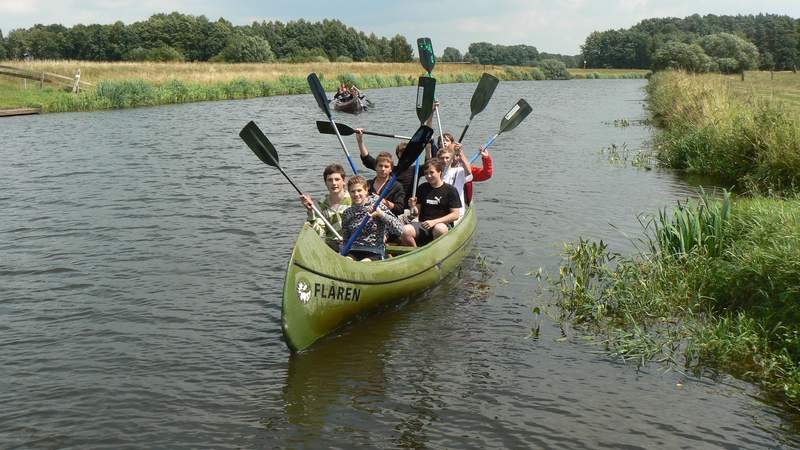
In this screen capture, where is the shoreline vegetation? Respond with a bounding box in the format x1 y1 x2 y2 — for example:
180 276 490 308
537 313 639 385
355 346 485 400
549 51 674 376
0 61 648 113
555 70 800 414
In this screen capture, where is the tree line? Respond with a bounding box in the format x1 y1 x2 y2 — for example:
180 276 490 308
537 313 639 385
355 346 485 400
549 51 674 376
582 13 800 72
0 12 414 63
439 42 579 68
0 12 581 69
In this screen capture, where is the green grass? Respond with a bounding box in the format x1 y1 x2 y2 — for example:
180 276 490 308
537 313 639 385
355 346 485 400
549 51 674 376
555 192 800 410
647 71 800 193
0 61 648 113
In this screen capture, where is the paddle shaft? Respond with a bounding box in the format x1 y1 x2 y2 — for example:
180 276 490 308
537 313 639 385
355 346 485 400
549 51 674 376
276 165 343 241
340 175 399 255
411 120 426 199
427 70 446 149
365 130 412 140
329 118 359 175
469 132 500 164
458 115 474 143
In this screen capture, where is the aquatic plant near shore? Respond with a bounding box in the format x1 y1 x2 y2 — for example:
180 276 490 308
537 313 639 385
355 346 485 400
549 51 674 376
554 192 800 410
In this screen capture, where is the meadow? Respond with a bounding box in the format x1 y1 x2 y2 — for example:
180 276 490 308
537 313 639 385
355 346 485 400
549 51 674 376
0 61 647 112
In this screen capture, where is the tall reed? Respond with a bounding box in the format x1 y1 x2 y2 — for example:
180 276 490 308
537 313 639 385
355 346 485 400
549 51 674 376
647 71 800 193
555 193 800 409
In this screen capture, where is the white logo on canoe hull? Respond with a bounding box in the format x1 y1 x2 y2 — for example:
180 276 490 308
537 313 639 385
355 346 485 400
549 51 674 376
297 281 311 304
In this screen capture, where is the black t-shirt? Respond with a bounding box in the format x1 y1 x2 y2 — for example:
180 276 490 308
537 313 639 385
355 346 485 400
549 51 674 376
361 154 422 206
369 177 405 216
416 182 461 222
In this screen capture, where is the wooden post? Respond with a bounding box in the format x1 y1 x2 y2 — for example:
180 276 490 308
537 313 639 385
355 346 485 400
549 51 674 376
72 68 81 94
40 71 44 89
740 70 745 81
771 70 774 80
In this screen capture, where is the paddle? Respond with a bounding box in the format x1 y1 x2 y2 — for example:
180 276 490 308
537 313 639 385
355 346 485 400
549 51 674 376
458 73 500 143
239 121 343 241
316 120 411 140
417 37 445 147
468 99 533 164
307 72 359 175
340 125 434 256
412 76 436 198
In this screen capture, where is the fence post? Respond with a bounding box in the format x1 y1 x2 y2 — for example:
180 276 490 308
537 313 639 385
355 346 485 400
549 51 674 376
40 72 44 89
73 68 81 94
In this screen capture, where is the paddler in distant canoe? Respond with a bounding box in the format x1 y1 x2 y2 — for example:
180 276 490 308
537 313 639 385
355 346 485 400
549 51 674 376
300 163 351 250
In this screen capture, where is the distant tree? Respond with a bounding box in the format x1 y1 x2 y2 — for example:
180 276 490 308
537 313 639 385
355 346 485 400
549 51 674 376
126 45 184 62
440 47 462 62
213 34 274 62
538 52 581 68
389 34 413 62
466 42 495 64
538 58 571 79
203 18 234 61
652 41 711 72
581 29 650 68
465 42 538 65
0 29 6 59
695 32 759 73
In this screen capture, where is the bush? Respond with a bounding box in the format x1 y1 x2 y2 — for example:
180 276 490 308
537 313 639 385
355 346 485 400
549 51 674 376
213 34 274 63
539 59 571 80
652 42 711 73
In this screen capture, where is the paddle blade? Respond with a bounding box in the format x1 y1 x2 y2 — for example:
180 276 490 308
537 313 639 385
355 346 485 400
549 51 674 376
470 73 500 118
316 120 355 136
417 37 435 73
396 125 434 174
499 99 533 134
239 121 280 167
416 76 436 124
307 73 332 118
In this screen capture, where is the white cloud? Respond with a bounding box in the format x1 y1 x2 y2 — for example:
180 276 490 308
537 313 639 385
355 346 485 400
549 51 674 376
0 0 44 15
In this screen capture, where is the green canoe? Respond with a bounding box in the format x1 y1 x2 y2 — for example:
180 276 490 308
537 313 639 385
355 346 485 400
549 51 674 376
281 205 477 352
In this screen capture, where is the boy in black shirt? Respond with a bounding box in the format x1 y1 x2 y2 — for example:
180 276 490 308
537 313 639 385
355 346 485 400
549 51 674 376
400 158 461 247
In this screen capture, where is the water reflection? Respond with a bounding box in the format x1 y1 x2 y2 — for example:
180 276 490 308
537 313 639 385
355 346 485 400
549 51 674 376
2 80 798 448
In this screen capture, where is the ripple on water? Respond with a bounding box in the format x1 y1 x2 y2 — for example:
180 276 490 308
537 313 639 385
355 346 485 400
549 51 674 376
1 81 798 449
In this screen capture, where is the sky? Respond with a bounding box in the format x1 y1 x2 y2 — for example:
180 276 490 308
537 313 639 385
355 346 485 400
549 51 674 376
1 0 799 55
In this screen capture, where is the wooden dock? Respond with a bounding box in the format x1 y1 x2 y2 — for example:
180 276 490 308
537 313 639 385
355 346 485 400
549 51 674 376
0 108 42 117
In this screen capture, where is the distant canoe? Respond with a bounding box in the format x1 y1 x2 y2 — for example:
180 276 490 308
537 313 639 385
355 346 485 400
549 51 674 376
331 96 366 114
282 206 477 352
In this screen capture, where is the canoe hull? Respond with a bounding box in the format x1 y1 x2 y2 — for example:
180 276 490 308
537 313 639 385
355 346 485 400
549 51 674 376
331 97 364 114
282 206 477 352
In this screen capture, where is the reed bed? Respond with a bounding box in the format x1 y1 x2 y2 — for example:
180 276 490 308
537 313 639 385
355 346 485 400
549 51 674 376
555 192 800 410
647 70 800 193
0 61 647 112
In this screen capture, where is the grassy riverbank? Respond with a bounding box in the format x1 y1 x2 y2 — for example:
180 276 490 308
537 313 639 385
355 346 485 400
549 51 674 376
647 70 800 193
555 70 800 411
557 192 800 409
0 61 647 113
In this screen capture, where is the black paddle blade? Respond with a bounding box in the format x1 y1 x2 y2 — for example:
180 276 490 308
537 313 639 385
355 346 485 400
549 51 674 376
316 120 355 136
239 121 280 167
396 125 434 174
416 76 436 124
307 73 332 118
470 73 500 118
499 99 533 134
417 37 435 74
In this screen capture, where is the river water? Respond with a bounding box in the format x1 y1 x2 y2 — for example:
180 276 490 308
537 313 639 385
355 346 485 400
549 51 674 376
2 80 798 449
